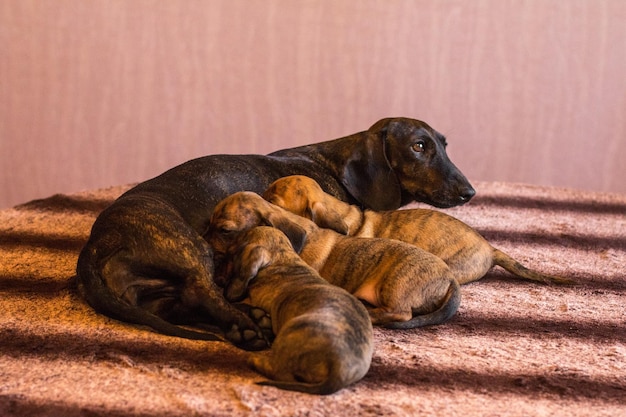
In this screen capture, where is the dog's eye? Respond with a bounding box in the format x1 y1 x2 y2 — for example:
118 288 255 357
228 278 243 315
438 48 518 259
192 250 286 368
411 141 425 153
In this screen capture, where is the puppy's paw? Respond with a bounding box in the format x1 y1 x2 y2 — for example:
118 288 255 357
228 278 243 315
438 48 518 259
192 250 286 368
234 303 275 344
225 324 269 351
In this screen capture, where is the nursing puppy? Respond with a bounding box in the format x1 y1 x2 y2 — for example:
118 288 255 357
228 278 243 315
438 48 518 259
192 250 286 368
207 192 461 329
263 175 572 285
215 226 373 395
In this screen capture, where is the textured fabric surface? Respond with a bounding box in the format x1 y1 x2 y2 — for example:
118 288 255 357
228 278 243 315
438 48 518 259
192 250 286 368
1 181 625 416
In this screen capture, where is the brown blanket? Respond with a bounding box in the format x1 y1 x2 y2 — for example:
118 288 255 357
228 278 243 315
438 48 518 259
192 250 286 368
1 181 625 416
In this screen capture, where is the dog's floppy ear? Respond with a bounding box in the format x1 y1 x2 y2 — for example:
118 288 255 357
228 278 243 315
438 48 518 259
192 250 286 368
264 211 308 254
309 201 349 235
342 118 402 211
225 244 271 302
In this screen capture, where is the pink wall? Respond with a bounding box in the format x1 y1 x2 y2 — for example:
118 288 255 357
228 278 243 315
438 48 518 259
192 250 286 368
1 0 625 208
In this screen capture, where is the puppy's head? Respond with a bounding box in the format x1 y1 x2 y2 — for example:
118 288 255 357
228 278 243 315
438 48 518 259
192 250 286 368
263 176 349 234
221 226 289 302
206 192 308 274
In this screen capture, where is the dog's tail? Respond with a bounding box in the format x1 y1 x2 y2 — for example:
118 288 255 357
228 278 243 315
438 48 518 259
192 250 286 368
76 248 227 343
255 365 359 395
493 249 574 285
255 379 345 396
250 354 366 395
384 279 461 330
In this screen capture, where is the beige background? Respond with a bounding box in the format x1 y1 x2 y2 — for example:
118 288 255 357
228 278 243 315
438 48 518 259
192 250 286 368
1 0 625 209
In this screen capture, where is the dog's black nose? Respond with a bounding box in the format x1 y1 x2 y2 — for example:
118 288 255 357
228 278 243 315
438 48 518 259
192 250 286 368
458 187 476 203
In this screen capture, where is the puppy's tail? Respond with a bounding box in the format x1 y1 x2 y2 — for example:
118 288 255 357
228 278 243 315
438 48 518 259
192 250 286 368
384 279 461 330
76 248 227 343
493 249 574 285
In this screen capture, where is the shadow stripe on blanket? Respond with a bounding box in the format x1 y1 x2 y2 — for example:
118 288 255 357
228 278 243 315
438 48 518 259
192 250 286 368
476 228 626 250
471 194 626 215
482 270 626 292
0 396 155 417
14 194 116 214
365 361 626 404
0 277 70 296
449 313 626 344
0 232 87 252
0 277 80 296
0 327 242 372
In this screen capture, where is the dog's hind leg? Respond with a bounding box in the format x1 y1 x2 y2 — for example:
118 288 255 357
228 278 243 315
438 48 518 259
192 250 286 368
383 279 462 329
366 307 414 326
80 195 270 350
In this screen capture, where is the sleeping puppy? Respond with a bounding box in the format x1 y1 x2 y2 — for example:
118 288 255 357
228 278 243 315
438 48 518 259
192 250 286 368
262 175 572 285
215 226 373 395
207 192 461 329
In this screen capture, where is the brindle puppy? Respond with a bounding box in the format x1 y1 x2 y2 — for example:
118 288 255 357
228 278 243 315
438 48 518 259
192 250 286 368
216 226 373 395
207 192 461 329
262 175 572 285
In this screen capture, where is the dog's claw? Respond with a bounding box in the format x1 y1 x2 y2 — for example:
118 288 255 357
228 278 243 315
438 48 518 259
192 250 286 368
226 325 242 343
225 324 269 351
258 316 272 330
233 302 275 336
250 307 268 321
243 329 258 341
246 307 274 344
224 305 275 350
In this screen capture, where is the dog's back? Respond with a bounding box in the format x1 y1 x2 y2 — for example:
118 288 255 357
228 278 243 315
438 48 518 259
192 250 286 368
224 226 373 395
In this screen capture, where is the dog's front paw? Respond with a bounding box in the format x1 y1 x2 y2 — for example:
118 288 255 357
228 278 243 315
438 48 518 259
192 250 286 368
249 307 274 343
233 303 274 346
225 324 269 351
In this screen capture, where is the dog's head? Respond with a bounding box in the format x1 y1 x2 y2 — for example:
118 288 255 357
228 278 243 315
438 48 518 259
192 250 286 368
344 117 475 210
206 192 308 279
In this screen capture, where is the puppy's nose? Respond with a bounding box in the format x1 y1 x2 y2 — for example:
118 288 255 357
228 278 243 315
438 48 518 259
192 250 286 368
458 187 476 203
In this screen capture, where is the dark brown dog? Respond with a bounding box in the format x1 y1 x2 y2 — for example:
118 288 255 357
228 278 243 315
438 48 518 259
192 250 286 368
207 192 461 329
263 175 572 285
215 226 373 395
76 117 474 349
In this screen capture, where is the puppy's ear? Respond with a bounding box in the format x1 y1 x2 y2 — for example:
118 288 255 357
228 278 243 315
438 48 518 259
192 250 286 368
225 245 271 302
310 201 349 235
342 118 402 211
264 212 308 254
278 221 308 254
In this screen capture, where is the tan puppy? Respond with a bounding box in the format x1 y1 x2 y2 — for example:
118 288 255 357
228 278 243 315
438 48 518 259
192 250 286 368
262 175 572 285
207 192 461 329
213 226 373 395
